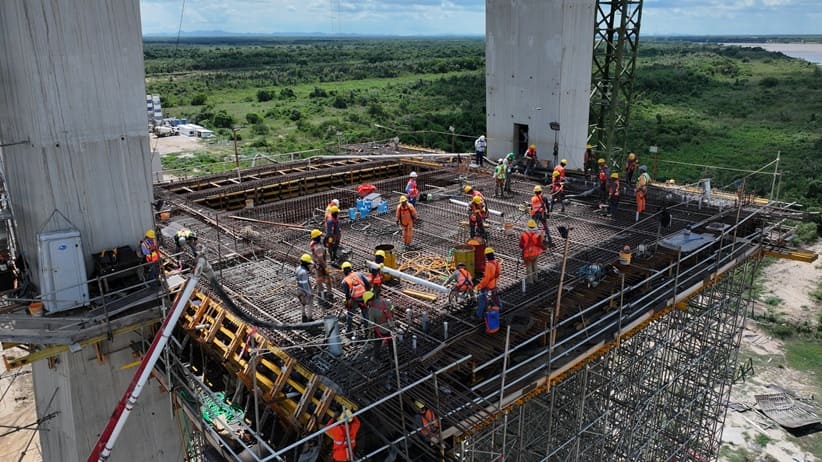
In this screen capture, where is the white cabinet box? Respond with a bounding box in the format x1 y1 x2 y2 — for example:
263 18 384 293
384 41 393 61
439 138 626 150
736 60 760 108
37 229 89 313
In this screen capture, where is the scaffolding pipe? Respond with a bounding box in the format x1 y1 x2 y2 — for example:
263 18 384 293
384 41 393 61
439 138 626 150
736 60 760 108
366 260 450 293
448 198 505 217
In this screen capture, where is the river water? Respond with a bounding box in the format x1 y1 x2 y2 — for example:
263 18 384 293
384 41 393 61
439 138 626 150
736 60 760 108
726 42 822 65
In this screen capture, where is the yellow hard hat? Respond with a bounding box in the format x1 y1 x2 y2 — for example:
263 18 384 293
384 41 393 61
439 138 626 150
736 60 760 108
628 152 636 160
300 253 313 264
597 158 605 164
464 185 473 194
527 219 536 228
610 172 619 179
529 144 536 150
414 400 425 409
552 170 560 177
338 409 352 422
341 261 352 270
484 247 495 255
533 185 542 193
560 159 567 165
363 290 375 304
399 195 407 202
145 229 156 239
586 144 593 149
375 250 386 258
310 229 322 239
472 195 482 204
328 205 340 214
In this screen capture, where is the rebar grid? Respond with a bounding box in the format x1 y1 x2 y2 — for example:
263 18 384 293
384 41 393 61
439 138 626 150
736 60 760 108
460 258 755 461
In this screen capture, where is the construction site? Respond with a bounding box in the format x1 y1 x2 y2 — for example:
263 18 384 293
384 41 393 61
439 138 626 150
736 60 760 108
0 1 819 462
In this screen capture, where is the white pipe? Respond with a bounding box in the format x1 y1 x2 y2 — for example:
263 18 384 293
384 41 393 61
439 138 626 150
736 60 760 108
448 198 504 217
90 258 205 461
366 261 450 293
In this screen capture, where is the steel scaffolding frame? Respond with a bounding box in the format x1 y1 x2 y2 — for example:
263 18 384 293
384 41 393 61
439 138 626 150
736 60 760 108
458 256 757 461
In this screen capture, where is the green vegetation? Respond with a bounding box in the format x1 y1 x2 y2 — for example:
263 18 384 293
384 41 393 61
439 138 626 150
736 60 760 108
145 38 821 221
785 340 822 388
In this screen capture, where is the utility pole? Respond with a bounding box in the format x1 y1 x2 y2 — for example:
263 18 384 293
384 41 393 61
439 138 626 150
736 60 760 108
232 127 241 181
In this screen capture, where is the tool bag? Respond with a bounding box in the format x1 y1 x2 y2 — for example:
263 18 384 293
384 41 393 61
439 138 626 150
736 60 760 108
485 305 500 334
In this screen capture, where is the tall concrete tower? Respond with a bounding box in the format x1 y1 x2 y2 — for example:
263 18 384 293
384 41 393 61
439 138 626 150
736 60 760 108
485 0 596 170
0 1 181 461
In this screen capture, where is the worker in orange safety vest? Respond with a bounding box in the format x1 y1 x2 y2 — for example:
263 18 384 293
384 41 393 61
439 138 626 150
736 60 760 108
415 400 440 444
396 195 418 250
475 247 502 319
518 220 545 285
635 165 651 222
324 409 360 462
139 229 160 282
530 185 554 247
340 261 370 339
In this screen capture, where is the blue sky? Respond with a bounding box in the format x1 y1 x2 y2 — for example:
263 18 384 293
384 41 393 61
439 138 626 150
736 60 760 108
140 0 822 36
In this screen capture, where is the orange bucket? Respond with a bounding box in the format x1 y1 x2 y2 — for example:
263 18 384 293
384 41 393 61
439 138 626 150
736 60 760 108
29 301 43 317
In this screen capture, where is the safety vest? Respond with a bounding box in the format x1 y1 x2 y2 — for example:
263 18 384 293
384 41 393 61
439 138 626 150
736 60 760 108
343 272 366 299
477 259 500 290
609 180 621 198
553 164 565 179
140 238 159 263
405 179 419 198
599 166 608 183
521 231 543 259
637 172 651 192
455 268 473 290
550 177 563 193
420 409 439 438
369 267 383 287
530 194 546 216
494 164 506 180
175 229 193 240
325 417 360 462
525 149 536 159
310 240 326 262
326 216 341 239
396 203 416 226
369 298 394 338
626 158 637 172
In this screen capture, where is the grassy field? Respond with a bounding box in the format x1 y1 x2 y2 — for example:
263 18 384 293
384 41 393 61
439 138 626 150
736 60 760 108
146 38 822 219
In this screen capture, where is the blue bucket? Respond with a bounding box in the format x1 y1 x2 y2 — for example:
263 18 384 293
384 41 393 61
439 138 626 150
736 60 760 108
377 201 389 215
348 207 358 221
359 205 369 218
364 199 372 210
356 199 364 209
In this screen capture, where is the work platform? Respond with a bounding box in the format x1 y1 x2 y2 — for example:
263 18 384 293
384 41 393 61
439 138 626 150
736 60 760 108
1 152 813 461
148 153 805 461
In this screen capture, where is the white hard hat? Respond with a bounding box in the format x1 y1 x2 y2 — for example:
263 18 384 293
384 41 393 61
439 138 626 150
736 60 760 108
331 199 339 206
479 135 485 140
410 171 418 178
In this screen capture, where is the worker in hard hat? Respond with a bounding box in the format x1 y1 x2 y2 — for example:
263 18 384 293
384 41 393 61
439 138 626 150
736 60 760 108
530 185 554 247
584 144 596 177
396 195 418 250
340 261 371 339
597 158 608 206
519 220 545 285
405 171 420 206
468 195 488 240
608 172 621 218
325 408 360 462
369 250 386 297
463 185 488 218
493 159 507 198
174 228 199 257
139 229 161 283
475 247 502 320
445 261 473 292
325 205 342 263
523 144 537 176
625 152 638 186
635 165 651 222
364 290 396 360
414 400 440 444
296 254 314 322
325 198 340 219
309 229 331 304
553 158 567 181
549 170 566 213
503 152 515 193
474 135 487 167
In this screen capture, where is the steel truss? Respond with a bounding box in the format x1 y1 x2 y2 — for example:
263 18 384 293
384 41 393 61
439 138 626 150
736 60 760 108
460 257 757 461
590 0 643 167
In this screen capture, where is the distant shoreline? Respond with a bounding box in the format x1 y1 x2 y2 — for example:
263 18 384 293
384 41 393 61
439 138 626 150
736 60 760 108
723 42 822 65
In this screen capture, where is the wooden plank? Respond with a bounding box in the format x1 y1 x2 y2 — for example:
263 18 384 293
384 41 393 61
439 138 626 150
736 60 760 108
293 375 319 421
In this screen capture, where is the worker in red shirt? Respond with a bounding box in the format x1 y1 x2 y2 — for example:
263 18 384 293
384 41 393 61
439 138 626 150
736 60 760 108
369 250 386 297
625 152 638 185
553 158 567 180
530 185 554 247
325 205 341 262
549 170 565 213
324 409 360 462
518 220 545 285
598 158 608 205
405 171 420 206
475 247 502 319
523 144 537 175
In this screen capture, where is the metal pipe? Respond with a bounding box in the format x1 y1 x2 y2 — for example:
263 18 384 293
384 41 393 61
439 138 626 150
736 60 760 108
367 260 450 293
392 334 411 461
448 198 504 217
